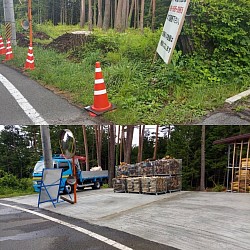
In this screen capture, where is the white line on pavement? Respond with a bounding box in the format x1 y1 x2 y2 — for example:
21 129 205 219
0 74 48 125
0 202 133 250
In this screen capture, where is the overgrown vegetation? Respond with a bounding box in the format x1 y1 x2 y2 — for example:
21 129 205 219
2 0 250 124
0 170 34 198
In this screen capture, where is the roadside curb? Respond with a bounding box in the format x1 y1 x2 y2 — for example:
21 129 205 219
225 89 250 104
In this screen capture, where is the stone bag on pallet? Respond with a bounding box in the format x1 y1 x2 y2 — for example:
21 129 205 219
141 176 167 194
154 158 182 175
127 177 141 193
116 163 130 177
137 161 154 176
167 175 182 192
112 178 127 193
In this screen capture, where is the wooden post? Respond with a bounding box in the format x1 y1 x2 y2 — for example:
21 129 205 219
245 139 250 192
238 141 243 192
226 144 231 191
231 143 236 192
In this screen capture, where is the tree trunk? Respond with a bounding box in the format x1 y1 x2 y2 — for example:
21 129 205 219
153 125 159 160
88 0 93 31
120 126 124 163
124 126 134 164
138 125 145 163
82 125 89 171
151 0 156 31
93 0 97 26
116 125 121 165
140 0 145 33
128 0 135 28
103 0 111 30
97 0 103 28
108 125 115 187
200 125 206 191
121 0 128 31
80 0 86 28
95 125 102 167
115 0 123 32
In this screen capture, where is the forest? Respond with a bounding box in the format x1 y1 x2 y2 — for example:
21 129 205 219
1 125 250 196
12 0 170 30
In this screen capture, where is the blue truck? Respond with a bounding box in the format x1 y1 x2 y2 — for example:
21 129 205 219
32 155 108 193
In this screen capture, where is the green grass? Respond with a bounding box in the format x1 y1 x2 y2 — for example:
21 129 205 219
5 24 250 124
34 22 84 39
0 188 35 198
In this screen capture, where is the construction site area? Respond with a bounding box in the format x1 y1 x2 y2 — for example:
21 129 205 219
2 189 250 250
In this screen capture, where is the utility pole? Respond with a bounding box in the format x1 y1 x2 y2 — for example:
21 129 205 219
3 0 17 45
40 125 53 169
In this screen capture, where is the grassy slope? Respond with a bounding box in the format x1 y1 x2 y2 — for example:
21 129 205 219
4 24 249 124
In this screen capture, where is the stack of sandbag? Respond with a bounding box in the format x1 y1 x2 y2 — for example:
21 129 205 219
127 177 141 193
154 158 181 175
112 178 127 193
116 163 129 177
141 176 167 194
167 175 182 192
138 161 154 176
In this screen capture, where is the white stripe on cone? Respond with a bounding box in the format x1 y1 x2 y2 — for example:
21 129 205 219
95 67 102 72
94 89 107 95
26 59 34 63
95 79 105 84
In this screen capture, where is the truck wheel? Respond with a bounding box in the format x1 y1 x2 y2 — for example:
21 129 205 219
64 185 72 194
93 181 101 189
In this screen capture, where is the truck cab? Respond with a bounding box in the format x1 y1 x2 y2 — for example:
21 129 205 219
32 155 75 193
32 155 108 193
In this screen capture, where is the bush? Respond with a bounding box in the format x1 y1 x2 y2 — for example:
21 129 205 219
212 184 226 192
0 171 34 196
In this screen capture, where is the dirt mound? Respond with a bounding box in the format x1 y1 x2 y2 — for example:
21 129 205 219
16 33 30 47
45 32 92 53
33 32 51 40
16 32 50 47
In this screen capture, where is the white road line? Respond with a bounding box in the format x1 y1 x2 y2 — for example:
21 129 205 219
0 202 133 250
0 74 48 125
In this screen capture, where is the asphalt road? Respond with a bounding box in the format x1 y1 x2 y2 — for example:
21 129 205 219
0 201 174 250
198 112 250 125
0 64 102 125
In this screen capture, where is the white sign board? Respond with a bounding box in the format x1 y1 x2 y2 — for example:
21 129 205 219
38 169 62 207
157 0 190 64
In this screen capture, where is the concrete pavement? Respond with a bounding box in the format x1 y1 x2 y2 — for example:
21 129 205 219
3 189 250 250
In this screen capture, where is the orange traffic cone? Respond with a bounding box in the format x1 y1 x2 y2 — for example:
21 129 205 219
5 39 14 60
24 44 35 70
0 36 6 55
85 62 116 116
